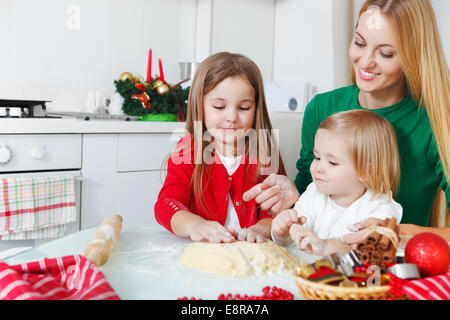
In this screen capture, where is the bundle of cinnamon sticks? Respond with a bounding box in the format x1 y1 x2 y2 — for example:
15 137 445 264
356 218 399 270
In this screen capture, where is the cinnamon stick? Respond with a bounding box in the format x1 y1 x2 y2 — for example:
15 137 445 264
357 242 367 251
359 251 371 264
366 218 389 245
371 249 382 266
381 245 396 268
378 218 398 250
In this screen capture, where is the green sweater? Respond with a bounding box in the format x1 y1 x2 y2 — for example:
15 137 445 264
294 85 449 227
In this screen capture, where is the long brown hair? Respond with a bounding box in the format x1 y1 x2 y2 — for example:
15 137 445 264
176 52 285 216
354 0 450 184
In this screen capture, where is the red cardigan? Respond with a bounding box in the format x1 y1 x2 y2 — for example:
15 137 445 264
154 136 279 233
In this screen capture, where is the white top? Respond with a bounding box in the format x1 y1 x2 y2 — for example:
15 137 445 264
0 118 184 134
293 182 403 239
217 152 242 232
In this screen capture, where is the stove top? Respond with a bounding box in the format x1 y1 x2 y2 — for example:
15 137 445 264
0 99 52 118
0 99 139 121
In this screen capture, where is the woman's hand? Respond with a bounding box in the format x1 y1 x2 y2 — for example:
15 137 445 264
340 218 385 249
243 174 300 216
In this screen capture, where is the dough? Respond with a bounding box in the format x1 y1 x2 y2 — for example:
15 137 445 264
179 241 297 277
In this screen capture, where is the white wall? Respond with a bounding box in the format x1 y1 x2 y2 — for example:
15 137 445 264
210 0 275 81
333 0 353 88
1 0 446 112
272 0 353 94
0 0 275 111
431 0 450 63
0 0 183 111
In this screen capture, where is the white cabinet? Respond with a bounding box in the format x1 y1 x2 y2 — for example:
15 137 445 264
81 132 180 229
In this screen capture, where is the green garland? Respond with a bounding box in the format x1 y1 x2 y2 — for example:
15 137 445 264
114 78 190 119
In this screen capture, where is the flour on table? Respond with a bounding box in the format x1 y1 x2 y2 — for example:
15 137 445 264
179 241 297 277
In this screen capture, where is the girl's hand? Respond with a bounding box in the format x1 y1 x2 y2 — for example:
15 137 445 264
272 210 305 244
243 174 300 216
189 220 236 243
289 224 324 256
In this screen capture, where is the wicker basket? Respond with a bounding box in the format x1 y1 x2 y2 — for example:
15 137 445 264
293 273 391 300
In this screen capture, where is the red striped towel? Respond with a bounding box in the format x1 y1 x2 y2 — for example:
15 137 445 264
389 270 450 300
0 255 119 300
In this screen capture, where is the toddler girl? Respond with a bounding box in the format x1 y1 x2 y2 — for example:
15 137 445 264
155 52 285 243
272 109 402 255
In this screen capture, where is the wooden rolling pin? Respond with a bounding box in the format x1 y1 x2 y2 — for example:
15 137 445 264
84 214 123 266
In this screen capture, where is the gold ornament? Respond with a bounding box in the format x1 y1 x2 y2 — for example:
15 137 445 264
156 84 170 95
134 73 144 83
119 72 135 82
152 79 170 95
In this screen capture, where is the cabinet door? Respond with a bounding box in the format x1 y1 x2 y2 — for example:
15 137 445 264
116 171 167 228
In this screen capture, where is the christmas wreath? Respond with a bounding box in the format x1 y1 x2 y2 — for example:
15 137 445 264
114 72 190 122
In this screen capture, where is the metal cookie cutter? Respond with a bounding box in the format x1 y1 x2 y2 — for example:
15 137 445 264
387 263 420 279
327 250 363 277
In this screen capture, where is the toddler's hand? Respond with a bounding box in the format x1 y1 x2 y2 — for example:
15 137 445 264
289 224 324 256
272 210 305 242
190 220 235 243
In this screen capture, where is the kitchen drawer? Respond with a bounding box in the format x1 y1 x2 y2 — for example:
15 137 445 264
0 134 82 172
117 133 181 172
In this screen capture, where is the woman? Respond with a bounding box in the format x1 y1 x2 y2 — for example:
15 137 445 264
243 0 450 240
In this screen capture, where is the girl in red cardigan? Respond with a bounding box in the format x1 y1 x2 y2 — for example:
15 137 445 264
154 52 285 243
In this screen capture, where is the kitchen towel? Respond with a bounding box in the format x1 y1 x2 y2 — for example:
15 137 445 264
389 269 450 300
0 175 77 240
0 254 120 300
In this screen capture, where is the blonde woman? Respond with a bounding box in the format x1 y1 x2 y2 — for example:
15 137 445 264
272 110 403 256
244 0 450 240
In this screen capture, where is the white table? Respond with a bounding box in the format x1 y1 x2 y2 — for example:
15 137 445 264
4 226 317 300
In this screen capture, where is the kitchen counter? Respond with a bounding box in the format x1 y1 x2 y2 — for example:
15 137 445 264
3 226 317 300
0 118 185 134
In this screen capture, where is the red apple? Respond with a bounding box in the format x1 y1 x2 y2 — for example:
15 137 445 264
404 232 450 277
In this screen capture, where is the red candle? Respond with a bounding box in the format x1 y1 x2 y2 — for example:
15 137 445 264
146 49 152 82
158 58 165 82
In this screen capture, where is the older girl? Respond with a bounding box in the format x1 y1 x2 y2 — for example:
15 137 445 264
154 52 285 243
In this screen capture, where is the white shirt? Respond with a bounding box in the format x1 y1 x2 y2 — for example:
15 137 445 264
293 182 403 239
217 153 242 232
